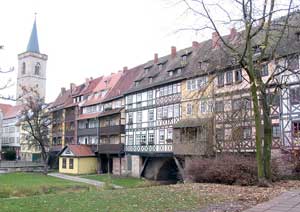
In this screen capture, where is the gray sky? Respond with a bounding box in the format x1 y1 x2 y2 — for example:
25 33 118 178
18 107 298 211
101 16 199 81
0 0 210 104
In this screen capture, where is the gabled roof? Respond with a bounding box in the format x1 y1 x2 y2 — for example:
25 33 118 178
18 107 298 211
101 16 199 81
102 65 144 102
59 145 95 157
27 18 40 53
3 105 23 119
0 103 13 115
81 72 123 107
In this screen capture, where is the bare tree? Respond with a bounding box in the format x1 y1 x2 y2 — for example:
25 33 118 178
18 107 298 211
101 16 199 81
177 0 300 184
18 88 51 174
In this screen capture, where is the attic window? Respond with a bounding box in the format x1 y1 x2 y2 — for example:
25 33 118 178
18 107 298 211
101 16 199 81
149 77 153 83
145 68 150 73
296 32 300 42
158 64 163 71
168 71 173 77
198 61 209 70
135 81 140 86
181 55 187 66
253 45 262 55
176 68 182 74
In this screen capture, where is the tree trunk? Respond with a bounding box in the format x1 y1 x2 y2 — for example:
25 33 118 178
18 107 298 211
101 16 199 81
261 90 272 180
250 83 265 182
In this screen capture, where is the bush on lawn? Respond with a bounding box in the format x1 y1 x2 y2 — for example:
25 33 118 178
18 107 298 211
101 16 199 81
3 150 16 160
185 154 278 186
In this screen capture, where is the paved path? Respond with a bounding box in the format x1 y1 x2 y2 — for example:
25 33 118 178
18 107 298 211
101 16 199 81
48 173 122 189
244 190 300 212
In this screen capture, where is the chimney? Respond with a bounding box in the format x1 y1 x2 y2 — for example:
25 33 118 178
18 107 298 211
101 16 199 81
154 53 158 63
61 87 66 94
123 66 128 72
212 32 220 49
171 46 176 58
229 27 237 40
85 78 90 86
192 41 200 49
70 83 76 93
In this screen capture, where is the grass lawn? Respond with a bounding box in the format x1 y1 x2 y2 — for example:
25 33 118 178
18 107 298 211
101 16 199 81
0 184 219 212
0 172 90 198
82 174 149 188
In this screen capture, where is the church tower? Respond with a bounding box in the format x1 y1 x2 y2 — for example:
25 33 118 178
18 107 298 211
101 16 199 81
16 17 48 105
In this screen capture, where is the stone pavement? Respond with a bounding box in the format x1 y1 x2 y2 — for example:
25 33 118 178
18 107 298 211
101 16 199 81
244 190 300 212
48 173 122 189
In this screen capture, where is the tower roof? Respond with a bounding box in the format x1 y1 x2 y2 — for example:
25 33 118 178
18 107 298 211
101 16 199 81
26 18 40 53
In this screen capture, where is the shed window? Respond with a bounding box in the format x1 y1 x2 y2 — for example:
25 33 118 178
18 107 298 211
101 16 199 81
62 158 66 169
69 158 74 169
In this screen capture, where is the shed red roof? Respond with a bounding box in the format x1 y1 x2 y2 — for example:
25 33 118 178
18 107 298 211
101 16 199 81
67 145 95 157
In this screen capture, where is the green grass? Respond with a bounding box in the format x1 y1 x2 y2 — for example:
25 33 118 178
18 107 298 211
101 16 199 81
0 172 90 198
82 174 149 188
0 184 223 212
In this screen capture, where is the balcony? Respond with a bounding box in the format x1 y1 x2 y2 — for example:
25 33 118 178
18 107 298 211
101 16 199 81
77 128 99 136
98 143 124 154
65 130 75 137
125 144 173 154
100 125 125 136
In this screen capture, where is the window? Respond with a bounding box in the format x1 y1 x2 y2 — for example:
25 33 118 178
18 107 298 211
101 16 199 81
136 102 142 108
187 103 193 115
158 64 163 71
267 93 280 106
168 71 173 77
35 62 41 75
167 128 173 139
198 61 209 70
215 101 224 112
177 68 182 74
157 107 163 119
187 79 196 91
167 85 173 95
174 104 180 117
22 62 26 74
148 109 154 121
149 77 153 83
261 64 269 77
135 134 141 145
290 87 300 105
127 95 133 104
135 81 140 87
197 76 207 89
62 158 66 169
216 128 224 140
159 129 165 143
128 112 133 124
148 133 155 145
141 134 146 145
217 73 224 86
200 101 207 113
147 90 153 99
69 158 74 169
243 128 252 139
272 124 280 138
137 93 142 102
287 55 299 70
168 105 173 118
253 45 261 55
181 55 187 65
225 71 233 84
293 121 300 137
137 111 142 123
144 68 149 74
235 69 242 82
128 135 134 145
232 99 241 110
163 106 168 118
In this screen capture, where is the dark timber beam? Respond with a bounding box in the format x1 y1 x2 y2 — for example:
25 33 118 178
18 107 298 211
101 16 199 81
173 156 185 181
139 157 149 178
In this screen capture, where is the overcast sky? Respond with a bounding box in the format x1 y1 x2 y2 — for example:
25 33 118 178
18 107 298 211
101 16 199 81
0 0 213 104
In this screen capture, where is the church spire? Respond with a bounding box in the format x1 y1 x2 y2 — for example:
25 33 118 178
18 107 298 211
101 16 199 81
26 16 40 53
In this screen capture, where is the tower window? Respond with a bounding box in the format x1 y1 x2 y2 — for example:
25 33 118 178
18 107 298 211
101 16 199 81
22 62 26 75
35 62 41 75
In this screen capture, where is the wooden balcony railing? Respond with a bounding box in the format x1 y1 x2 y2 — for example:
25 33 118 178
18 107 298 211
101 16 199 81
100 125 125 136
98 143 124 154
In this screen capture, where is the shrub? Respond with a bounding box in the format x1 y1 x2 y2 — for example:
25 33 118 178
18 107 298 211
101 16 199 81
185 154 278 186
3 150 16 160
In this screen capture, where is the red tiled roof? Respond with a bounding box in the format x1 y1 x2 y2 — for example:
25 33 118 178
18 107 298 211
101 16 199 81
82 72 123 107
103 65 144 102
0 103 13 115
77 112 101 120
68 145 95 157
3 105 23 119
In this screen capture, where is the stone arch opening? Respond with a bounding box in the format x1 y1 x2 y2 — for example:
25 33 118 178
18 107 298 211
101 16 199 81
156 158 180 182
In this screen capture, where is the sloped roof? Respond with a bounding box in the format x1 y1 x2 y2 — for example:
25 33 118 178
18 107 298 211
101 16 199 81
60 145 95 157
27 19 40 53
0 103 13 115
3 105 23 119
102 65 144 102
